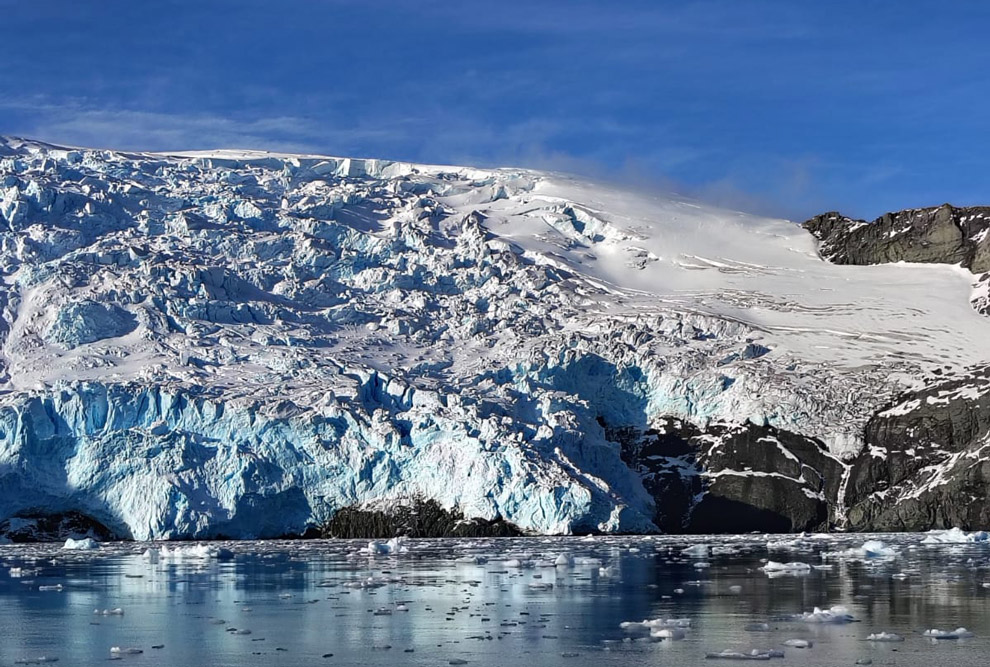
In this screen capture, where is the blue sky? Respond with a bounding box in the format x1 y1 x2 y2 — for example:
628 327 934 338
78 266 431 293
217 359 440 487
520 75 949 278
1 1 988 219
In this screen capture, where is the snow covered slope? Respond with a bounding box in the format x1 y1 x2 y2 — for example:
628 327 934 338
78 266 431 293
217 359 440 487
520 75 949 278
0 136 988 539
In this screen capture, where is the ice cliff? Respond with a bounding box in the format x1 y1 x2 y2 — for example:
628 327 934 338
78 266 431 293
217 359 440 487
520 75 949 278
1 136 989 539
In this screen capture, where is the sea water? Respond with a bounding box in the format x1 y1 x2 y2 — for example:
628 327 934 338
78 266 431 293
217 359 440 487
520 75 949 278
1 533 988 666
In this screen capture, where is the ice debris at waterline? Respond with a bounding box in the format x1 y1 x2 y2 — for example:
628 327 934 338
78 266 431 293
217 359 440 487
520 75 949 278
3 137 990 538
823 540 897 560
920 528 990 544
62 537 99 550
0 534 989 665
923 628 975 639
705 649 785 660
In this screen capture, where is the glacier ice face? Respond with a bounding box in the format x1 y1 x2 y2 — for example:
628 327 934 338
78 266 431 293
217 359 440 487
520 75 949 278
0 137 988 538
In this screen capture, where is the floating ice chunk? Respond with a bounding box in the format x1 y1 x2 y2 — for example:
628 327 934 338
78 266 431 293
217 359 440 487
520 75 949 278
824 540 897 560
620 618 691 636
745 623 770 632
728 585 743 594
109 647 143 655
799 605 856 624
63 538 99 550
13 657 59 664
761 561 811 574
574 557 603 567
921 528 990 544
94 608 125 616
455 555 488 564
554 553 574 567
652 627 686 640
694 561 711 569
923 628 974 639
705 649 784 660
683 544 710 557
159 544 233 560
503 558 536 568
365 537 408 556
143 548 160 564
866 632 904 642
781 639 812 648
38 584 63 591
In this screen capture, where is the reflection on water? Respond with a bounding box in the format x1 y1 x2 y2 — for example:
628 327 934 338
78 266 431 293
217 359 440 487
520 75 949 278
1 533 989 666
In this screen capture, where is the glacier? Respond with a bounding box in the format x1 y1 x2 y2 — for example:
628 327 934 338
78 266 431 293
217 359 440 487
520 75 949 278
1 136 989 539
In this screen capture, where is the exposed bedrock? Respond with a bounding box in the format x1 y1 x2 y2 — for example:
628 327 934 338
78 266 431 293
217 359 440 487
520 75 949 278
803 204 990 271
843 367 990 531
616 418 844 534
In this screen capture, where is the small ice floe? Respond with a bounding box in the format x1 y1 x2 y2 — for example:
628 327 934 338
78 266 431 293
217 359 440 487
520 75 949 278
109 647 143 655
923 628 974 639
761 561 811 576
891 572 909 580
824 540 897 560
454 555 488 565
38 584 63 592
143 548 160 564
598 565 614 577
620 618 691 638
744 623 770 632
652 627 686 641
798 605 856 624
705 649 784 660
94 608 125 616
503 558 536 569
343 576 388 589
866 632 904 642
781 639 812 648
13 657 59 664
364 537 408 556
554 553 574 567
693 561 711 569
682 544 710 557
921 528 990 544
159 544 233 561
62 538 99 551
767 538 810 552
528 582 553 591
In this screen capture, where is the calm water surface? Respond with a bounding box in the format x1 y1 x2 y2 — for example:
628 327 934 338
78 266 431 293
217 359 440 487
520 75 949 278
2 533 989 666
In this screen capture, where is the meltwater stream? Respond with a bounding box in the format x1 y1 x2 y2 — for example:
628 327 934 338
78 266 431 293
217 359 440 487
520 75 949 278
1 533 989 666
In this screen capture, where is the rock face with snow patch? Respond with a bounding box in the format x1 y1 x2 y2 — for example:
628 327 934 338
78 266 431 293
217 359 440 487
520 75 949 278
803 205 990 273
844 367 990 531
621 418 843 533
804 204 990 316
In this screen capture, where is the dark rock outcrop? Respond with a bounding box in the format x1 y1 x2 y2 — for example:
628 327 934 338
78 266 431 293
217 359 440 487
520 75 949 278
0 510 118 543
321 498 524 538
619 418 844 533
803 204 990 272
844 367 990 531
